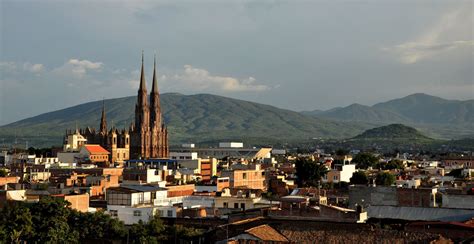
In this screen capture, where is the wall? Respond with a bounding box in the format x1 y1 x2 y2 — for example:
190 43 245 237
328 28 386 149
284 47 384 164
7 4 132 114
222 169 265 190
442 194 474 209
349 186 397 209
166 184 195 198
107 205 156 225
397 188 434 208
62 194 89 212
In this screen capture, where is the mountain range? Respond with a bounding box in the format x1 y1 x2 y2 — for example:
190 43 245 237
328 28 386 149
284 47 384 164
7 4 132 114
302 93 474 139
0 93 472 148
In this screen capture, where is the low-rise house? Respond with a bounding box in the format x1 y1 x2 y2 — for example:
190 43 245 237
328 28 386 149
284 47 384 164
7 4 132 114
322 163 356 183
106 185 172 224
80 145 110 165
220 165 266 191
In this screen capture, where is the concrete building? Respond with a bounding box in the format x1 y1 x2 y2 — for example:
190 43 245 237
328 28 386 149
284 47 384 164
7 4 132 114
122 167 164 184
220 165 266 190
322 164 356 183
106 185 174 224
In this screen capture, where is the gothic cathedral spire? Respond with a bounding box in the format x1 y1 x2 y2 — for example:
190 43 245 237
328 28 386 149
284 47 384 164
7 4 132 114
135 51 149 132
100 99 107 134
150 53 161 129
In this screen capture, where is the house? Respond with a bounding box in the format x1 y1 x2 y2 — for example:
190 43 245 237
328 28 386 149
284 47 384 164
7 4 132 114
106 185 174 224
80 145 110 165
322 163 356 183
214 188 263 212
220 165 266 190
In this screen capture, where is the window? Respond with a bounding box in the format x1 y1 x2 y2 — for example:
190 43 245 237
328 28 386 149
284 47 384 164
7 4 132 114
333 176 338 180
109 210 118 217
167 210 173 217
240 203 245 210
242 173 247 179
223 202 228 208
133 210 141 216
234 203 239 209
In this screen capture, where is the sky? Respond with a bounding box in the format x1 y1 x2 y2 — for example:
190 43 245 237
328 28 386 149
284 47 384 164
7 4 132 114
0 0 473 125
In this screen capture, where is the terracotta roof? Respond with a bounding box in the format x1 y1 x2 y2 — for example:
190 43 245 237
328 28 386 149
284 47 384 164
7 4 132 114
245 224 289 242
84 145 109 154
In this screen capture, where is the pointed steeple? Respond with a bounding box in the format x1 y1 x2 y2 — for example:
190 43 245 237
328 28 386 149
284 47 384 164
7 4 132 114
150 53 162 129
139 50 147 92
100 99 107 134
151 54 158 94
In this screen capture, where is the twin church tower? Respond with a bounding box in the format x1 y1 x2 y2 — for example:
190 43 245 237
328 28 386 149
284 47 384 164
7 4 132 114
130 53 169 159
69 53 169 161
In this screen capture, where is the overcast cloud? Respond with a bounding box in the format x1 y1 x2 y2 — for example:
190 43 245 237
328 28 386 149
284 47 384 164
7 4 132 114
0 0 472 125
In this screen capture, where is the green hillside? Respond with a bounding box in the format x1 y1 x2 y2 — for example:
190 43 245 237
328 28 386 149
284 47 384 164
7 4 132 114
373 93 474 125
353 124 432 140
315 103 410 123
303 93 474 139
0 93 373 147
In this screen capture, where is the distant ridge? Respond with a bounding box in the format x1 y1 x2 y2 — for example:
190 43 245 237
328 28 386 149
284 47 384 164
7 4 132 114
0 93 372 147
303 93 474 139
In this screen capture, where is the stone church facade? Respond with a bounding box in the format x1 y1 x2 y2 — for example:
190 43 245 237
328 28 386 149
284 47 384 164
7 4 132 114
65 53 169 163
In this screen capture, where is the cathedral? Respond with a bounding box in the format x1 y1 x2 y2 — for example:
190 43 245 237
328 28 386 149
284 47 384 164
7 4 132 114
129 54 169 159
65 53 169 162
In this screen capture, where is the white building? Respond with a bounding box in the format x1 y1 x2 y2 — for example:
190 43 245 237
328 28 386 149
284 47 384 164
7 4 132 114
322 164 356 183
219 142 244 148
106 185 178 225
63 130 87 152
170 152 198 160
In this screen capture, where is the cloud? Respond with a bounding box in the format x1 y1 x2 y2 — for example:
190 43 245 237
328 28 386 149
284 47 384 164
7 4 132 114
384 7 473 64
0 61 44 73
0 61 17 72
23 63 44 73
52 59 103 78
164 65 269 92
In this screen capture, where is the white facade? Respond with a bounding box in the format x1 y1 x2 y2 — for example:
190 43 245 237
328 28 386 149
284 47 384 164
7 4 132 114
170 152 198 160
106 185 182 224
108 205 157 225
338 164 356 182
219 142 244 148
63 131 87 152
322 164 356 183
181 143 195 148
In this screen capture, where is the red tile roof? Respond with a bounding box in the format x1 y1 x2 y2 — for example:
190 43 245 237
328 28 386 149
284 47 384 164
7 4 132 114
245 224 289 242
84 145 109 154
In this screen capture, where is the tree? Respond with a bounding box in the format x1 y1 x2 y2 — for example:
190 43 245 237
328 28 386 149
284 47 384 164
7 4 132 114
380 160 404 170
0 169 7 177
68 210 126 241
28 196 78 243
375 172 395 186
352 153 379 169
0 203 33 243
350 171 369 185
295 158 328 187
